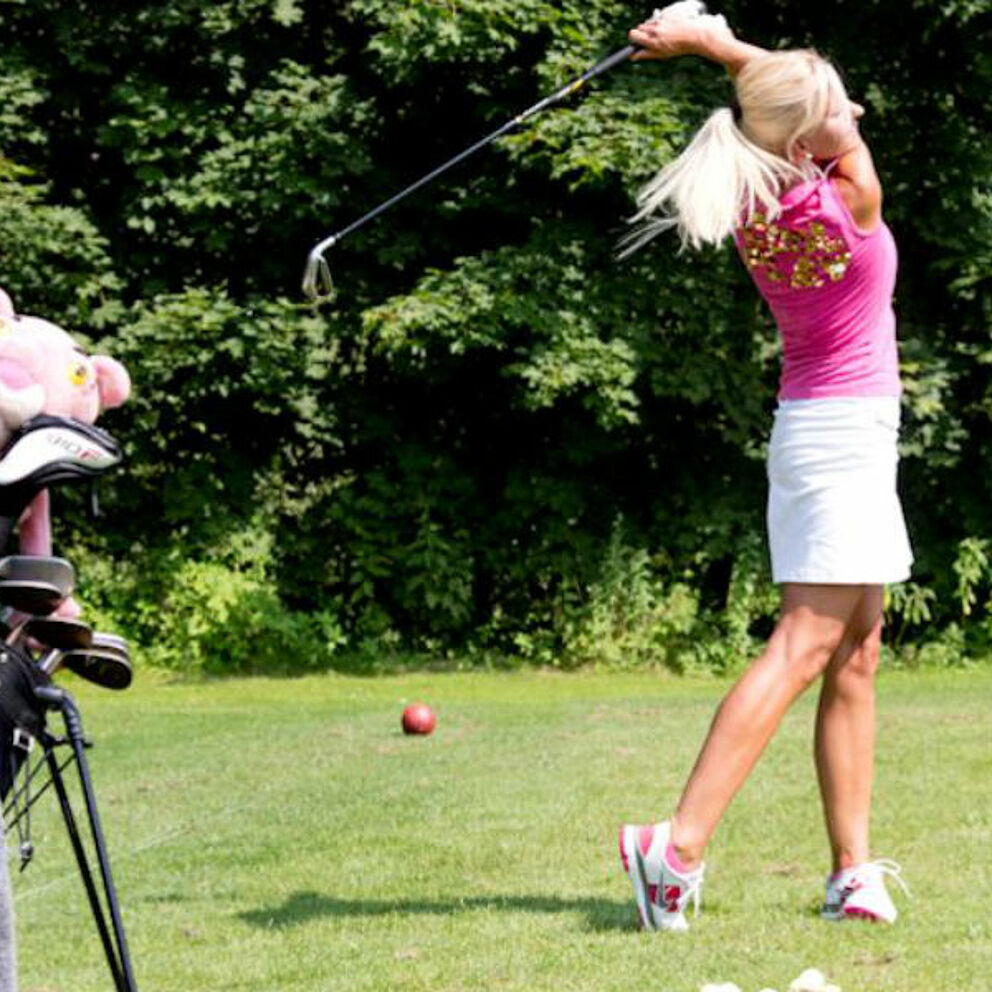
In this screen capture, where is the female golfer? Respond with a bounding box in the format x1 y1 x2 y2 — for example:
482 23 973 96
617 12 911 930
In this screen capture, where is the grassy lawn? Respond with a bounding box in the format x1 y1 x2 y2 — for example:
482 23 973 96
10 667 992 992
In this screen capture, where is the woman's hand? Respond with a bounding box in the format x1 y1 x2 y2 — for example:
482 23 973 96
628 9 734 61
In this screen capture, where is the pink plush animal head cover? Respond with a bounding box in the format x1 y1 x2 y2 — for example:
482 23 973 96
0 290 131 450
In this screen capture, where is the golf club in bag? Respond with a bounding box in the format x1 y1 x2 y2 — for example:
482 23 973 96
0 414 138 992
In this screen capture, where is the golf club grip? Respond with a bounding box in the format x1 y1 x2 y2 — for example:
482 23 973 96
581 44 639 83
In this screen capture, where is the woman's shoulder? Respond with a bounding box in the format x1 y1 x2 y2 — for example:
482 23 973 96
732 174 827 236
776 167 880 238
778 174 827 213
825 144 883 232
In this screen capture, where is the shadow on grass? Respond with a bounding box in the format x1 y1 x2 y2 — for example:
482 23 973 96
240 890 632 933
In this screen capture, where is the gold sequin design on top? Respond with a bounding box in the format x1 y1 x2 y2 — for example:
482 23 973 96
739 212 852 289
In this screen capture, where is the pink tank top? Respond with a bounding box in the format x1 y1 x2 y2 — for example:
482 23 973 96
733 175 900 400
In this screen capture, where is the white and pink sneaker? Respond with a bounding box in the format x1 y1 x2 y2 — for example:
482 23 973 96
618 821 704 931
821 859 909 923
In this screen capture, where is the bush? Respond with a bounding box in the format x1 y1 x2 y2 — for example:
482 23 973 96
3 0 992 673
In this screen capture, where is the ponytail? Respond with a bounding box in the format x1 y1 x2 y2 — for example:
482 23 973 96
619 108 809 256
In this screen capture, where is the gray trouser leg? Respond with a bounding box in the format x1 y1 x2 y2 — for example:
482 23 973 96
0 821 17 992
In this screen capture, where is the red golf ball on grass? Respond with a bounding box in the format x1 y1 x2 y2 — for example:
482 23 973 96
401 702 436 736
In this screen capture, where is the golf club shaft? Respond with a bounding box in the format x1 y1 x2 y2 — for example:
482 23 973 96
304 44 638 265
39 649 62 676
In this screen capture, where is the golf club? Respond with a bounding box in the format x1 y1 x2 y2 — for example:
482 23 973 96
19 616 94 652
60 633 133 691
38 634 132 686
301 41 639 298
0 555 75 616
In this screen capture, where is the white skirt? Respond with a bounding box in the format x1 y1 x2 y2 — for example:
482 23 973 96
767 397 913 584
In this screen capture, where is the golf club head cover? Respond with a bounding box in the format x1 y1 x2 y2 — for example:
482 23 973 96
0 293 130 617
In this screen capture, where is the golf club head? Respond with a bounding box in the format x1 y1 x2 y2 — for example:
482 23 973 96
0 580 66 616
302 238 336 301
0 556 75 592
22 616 93 651
0 556 75 615
90 631 130 658
61 649 133 690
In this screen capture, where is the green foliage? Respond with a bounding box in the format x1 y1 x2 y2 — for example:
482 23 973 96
718 531 779 670
99 289 339 538
0 175 120 325
0 60 47 152
953 537 990 618
1 0 992 671
885 582 938 652
350 0 556 74
364 232 643 428
145 559 344 675
65 528 347 677
558 518 699 670
99 62 374 286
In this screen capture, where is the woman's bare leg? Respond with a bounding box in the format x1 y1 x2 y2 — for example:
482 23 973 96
669 583 869 868
814 585 883 872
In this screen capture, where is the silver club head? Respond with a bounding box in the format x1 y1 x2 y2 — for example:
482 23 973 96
90 631 130 658
302 235 337 300
23 616 93 651
62 649 133 690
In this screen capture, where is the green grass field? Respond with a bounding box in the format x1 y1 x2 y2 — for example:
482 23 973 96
10 668 992 992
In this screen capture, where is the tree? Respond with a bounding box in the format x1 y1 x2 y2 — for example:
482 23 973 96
1 0 990 669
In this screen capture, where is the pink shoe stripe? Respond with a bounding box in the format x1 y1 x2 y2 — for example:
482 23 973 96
638 825 654 858
618 828 629 872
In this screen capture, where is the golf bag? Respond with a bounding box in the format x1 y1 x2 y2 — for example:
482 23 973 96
0 647 47 799
0 414 138 992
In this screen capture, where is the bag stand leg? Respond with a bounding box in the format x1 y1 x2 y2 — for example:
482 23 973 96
35 686 138 992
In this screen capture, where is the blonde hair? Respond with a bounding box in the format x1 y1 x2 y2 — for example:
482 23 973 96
620 49 844 254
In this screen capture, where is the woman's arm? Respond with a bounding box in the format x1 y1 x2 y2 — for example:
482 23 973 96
627 16 767 76
629 14 884 229
830 141 883 232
